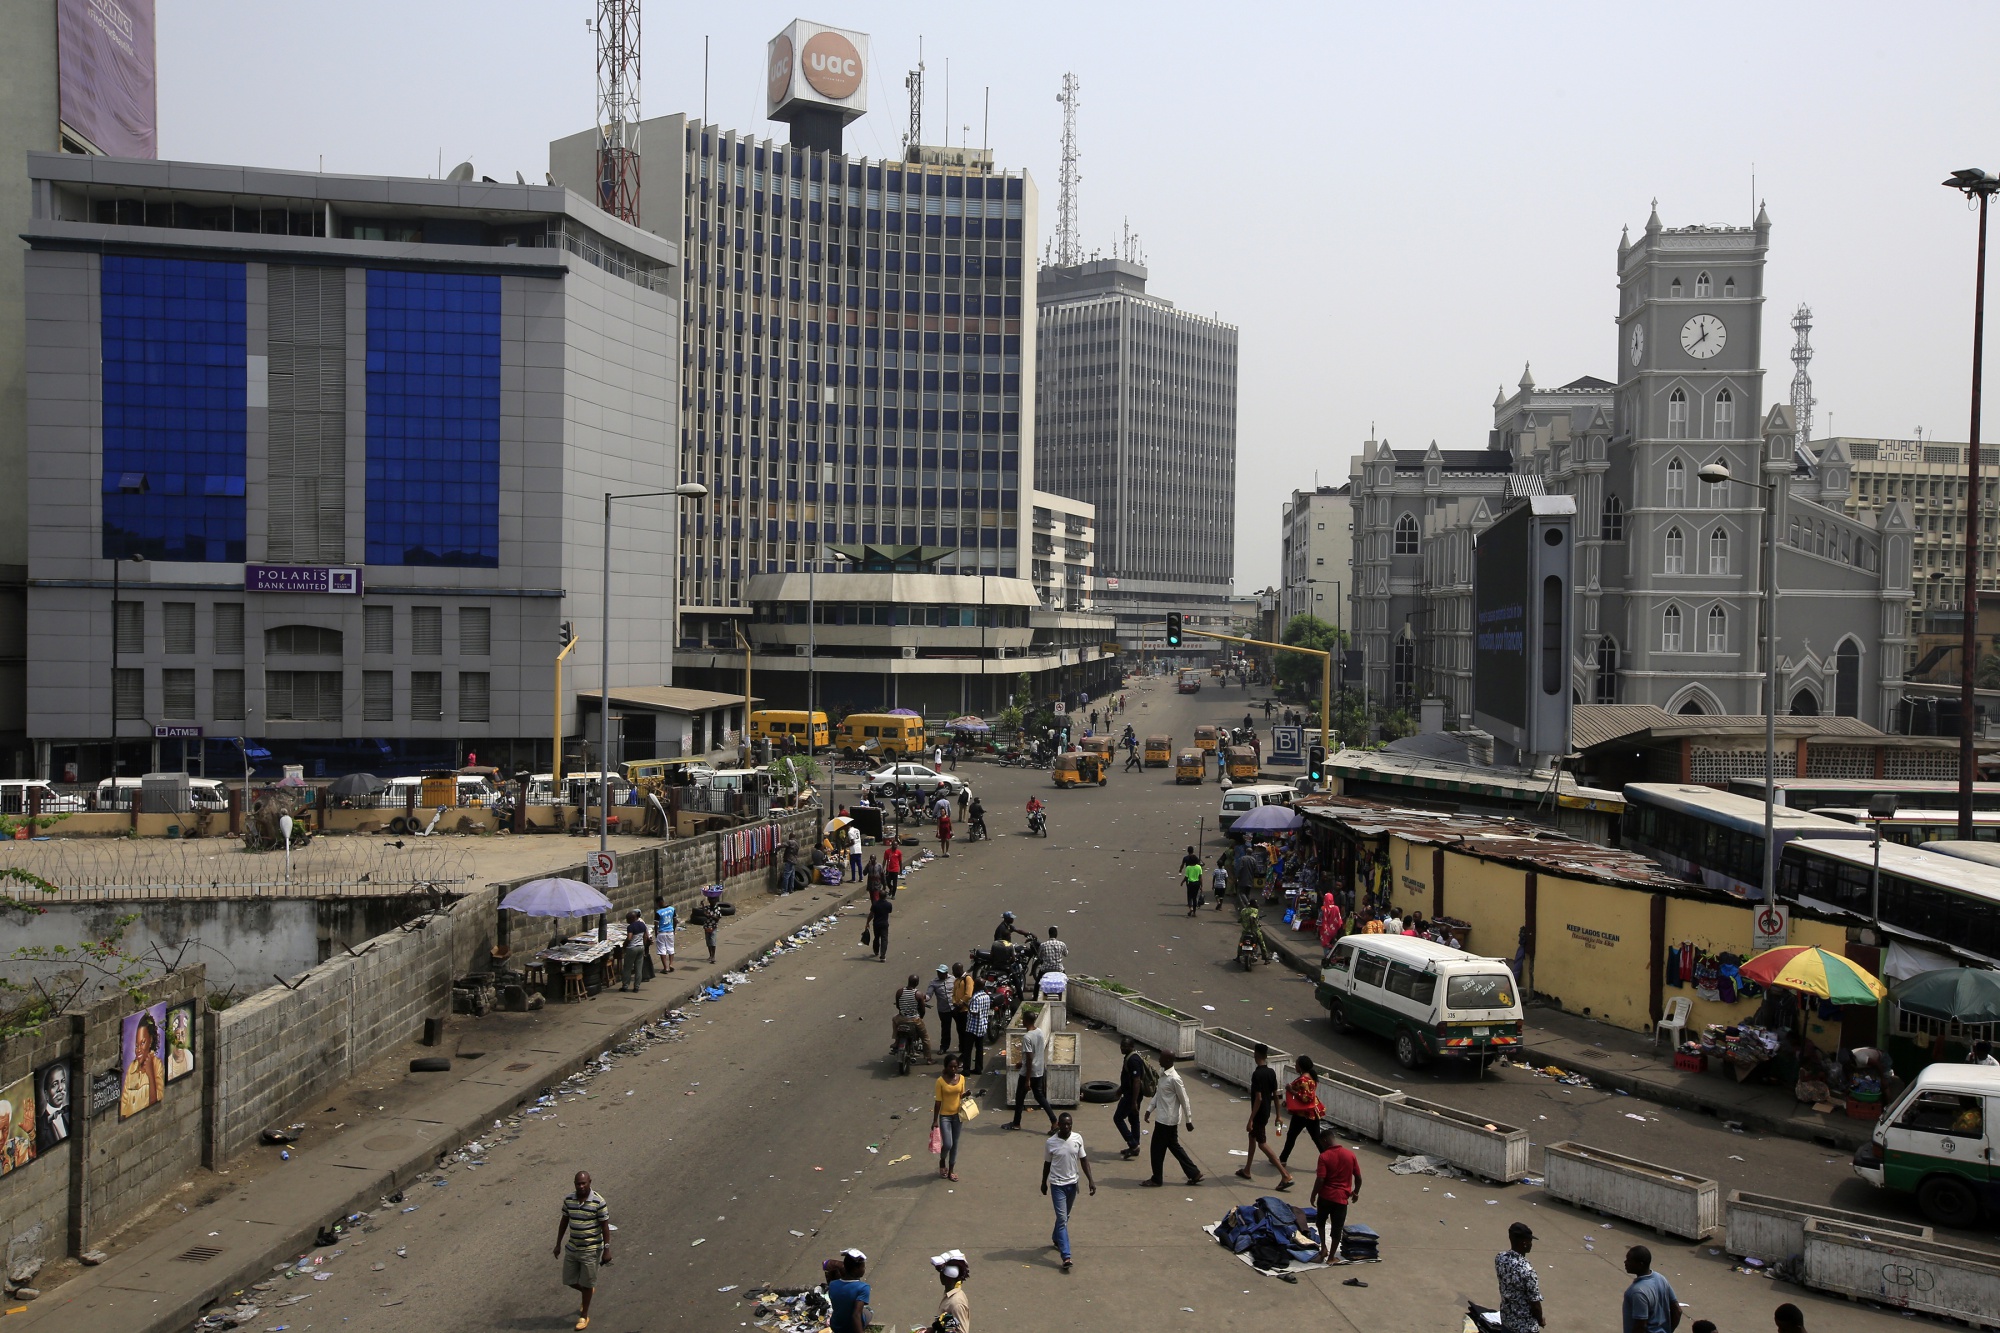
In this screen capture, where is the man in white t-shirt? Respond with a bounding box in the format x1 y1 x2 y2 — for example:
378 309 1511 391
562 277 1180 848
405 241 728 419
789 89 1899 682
1008 1024 1057 1132
1039 1112 1096 1272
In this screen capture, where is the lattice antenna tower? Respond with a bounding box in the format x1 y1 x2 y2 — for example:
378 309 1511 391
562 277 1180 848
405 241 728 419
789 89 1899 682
904 43 925 158
1053 72 1082 267
593 0 642 226
1789 303 1815 446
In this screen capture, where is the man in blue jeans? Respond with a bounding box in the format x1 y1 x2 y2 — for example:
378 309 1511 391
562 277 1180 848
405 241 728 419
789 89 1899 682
1039 1112 1096 1273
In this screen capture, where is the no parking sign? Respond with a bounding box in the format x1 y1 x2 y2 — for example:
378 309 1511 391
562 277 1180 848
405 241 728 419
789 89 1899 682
588 850 619 889
1752 902 1789 951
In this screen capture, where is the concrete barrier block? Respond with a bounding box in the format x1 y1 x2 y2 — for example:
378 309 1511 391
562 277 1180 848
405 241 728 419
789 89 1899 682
1543 1142 1719 1240
1724 1191 1930 1262
1113 994 1199 1059
1194 1027 1291 1092
1314 1068 1405 1141
1381 1095 1529 1182
1801 1218 2000 1324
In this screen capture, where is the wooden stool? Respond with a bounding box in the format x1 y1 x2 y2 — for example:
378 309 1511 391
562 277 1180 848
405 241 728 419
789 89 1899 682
604 952 622 987
525 961 548 989
563 966 587 1003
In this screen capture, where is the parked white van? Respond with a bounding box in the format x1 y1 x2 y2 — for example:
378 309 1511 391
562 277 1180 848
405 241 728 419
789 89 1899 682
0 780 84 815
94 775 230 811
1851 1063 2000 1227
1315 934 1524 1070
1219 783 1292 835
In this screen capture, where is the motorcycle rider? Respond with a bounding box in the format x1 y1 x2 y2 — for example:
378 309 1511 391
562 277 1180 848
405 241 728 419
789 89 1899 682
1237 900 1268 964
968 795 989 843
893 974 931 1063
1025 795 1047 836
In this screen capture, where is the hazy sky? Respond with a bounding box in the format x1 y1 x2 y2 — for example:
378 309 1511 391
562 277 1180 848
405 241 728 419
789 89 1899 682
159 2 2000 588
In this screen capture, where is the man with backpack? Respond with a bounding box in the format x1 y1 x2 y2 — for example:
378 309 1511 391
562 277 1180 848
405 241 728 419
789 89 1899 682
1113 1037 1153 1159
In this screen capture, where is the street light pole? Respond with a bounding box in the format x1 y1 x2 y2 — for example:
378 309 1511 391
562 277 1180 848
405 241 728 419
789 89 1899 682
1701 461 1780 900
600 484 709 855
1945 168 2000 841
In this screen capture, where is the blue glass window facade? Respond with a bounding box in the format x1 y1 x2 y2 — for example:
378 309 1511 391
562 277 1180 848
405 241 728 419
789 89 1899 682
100 255 247 561
365 271 501 567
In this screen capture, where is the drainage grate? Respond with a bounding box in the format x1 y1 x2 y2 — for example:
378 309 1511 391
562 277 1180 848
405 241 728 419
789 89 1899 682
504 1062 533 1072
175 1246 223 1264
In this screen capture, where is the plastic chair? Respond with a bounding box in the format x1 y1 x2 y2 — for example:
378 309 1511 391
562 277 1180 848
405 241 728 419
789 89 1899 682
1653 995 1693 1051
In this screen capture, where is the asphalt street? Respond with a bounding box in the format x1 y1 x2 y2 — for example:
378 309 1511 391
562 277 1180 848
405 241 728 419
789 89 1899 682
267 674 1953 1333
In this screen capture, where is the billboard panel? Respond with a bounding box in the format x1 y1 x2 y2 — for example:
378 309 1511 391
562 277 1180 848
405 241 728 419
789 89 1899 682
766 19 870 121
57 0 157 159
1473 503 1531 740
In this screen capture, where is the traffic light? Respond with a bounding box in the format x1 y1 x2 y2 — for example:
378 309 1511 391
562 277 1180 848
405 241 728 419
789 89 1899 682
1166 611 1182 647
1308 745 1327 784
559 620 574 647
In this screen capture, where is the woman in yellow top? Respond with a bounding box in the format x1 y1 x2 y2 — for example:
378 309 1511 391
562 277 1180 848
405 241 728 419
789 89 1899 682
932 1053 967 1181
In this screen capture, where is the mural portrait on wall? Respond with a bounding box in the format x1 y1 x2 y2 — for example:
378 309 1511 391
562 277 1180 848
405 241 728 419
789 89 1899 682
164 1002 196 1084
120 1002 167 1119
0 1071 37 1174
36 1060 73 1152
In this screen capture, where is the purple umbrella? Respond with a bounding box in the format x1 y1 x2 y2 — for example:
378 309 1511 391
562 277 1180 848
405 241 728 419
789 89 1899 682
500 877 614 917
1231 803 1303 833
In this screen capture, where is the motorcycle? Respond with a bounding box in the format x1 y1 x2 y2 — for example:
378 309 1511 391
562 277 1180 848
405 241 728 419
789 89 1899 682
967 815 990 842
1236 928 1270 971
1027 808 1048 837
890 1014 930 1076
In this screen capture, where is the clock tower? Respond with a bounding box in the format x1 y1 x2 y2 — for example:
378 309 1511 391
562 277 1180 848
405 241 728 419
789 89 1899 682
1610 200 1772 713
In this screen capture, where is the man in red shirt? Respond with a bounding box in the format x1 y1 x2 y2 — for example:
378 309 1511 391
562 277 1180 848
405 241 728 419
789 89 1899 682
1312 1139 1362 1263
883 843 904 899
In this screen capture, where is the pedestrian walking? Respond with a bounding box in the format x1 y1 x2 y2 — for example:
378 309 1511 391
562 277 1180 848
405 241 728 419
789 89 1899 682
928 964 957 1053
692 890 721 964
869 892 894 962
619 910 648 992
847 823 864 881
930 1251 971 1332
1141 1051 1203 1186
884 841 904 897
1039 1111 1096 1272
1621 1246 1680 1333
552 1170 609 1330
1773 1303 1807 1332
937 809 954 857
1212 855 1230 910
1235 1042 1294 1189
827 1250 871 1333
956 785 970 821
1278 1055 1331 1166
949 962 974 1053
1311 1136 1361 1262
934 745 945 768
933 1052 967 1180
1007 1019 1057 1132
1495 1223 1545 1333
1182 856 1204 916
652 895 677 974
865 855 882 901
963 980 992 1073
1113 1037 1147 1158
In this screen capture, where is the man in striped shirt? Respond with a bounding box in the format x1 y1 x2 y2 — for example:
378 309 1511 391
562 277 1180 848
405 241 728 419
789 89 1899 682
553 1171 609 1330
963 982 993 1074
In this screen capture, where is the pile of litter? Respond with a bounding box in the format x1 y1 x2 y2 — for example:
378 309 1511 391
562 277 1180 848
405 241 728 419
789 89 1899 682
1502 1060 1599 1090
1388 1154 1467 1180
745 1285 834 1332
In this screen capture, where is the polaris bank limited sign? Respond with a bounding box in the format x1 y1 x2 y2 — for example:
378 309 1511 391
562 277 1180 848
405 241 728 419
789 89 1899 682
245 564 362 595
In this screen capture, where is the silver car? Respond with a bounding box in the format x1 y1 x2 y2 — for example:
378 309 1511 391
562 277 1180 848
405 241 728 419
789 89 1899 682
866 763 966 799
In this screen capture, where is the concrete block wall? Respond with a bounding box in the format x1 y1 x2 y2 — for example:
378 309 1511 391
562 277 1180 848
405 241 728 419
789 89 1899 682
0 966 208 1268
209 889 496 1163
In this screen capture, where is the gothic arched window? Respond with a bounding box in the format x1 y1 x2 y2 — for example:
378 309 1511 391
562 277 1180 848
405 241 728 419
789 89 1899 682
1668 389 1689 439
1664 527 1685 574
1708 527 1729 574
1706 605 1728 653
1600 494 1624 542
1695 271 1712 298
1714 388 1734 438
1662 605 1683 651
1393 512 1420 555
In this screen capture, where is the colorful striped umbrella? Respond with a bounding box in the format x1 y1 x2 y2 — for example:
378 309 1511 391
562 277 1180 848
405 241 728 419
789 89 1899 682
1739 945 1886 1005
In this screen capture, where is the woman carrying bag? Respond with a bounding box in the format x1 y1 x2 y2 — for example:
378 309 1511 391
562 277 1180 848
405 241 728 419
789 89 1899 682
932 1053 971 1180
1278 1054 1330 1168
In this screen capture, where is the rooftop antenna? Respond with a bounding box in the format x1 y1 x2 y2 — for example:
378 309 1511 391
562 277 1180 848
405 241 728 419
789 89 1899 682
591 0 642 225
702 34 709 125
982 87 989 152
1052 72 1081 266
903 40 924 157
1789 303 1816 445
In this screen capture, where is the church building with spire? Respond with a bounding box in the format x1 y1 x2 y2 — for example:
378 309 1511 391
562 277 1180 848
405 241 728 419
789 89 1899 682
1350 202 1911 733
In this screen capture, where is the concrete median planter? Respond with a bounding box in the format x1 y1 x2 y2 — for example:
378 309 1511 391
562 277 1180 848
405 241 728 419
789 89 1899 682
1314 1068 1406 1141
1064 976 1127 1026
1115 995 1199 1059
1380 1096 1529 1182
1801 1219 2000 1324
1542 1141 1718 1240
1194 1027 1291 1091
1724 1191 1929 1262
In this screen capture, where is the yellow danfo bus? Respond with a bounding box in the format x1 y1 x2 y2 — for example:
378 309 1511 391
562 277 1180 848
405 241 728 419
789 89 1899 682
750 709 831 749
834 712 927 759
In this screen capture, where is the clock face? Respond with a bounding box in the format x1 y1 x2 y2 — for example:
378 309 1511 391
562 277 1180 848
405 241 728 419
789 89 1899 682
1629 323 1645 366
1681 314 1726 359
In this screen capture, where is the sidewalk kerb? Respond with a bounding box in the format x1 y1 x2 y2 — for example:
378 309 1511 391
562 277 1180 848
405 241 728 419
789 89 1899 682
44 884 868 1333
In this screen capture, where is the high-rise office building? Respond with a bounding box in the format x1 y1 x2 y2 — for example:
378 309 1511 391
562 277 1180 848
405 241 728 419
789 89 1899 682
551 97 1037 658
1034 259 1237 649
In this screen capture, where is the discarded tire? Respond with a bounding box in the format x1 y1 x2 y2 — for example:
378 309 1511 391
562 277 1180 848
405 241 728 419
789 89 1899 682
387 816 410 835
719 902 738 916
1079 1079 1120 1104
408 1057 452 1073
